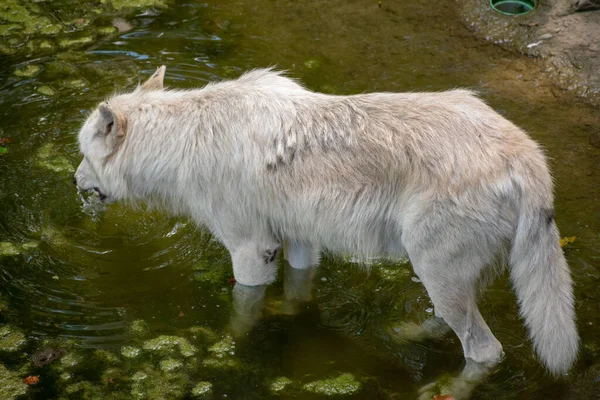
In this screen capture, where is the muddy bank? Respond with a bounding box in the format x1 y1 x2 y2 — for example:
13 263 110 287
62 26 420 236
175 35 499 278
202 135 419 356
457 0 600 108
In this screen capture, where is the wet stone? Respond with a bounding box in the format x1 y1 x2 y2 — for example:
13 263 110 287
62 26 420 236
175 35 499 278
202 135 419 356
31 348 66 367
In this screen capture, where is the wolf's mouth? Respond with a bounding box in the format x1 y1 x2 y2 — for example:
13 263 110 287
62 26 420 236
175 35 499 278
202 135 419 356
93 187 107 202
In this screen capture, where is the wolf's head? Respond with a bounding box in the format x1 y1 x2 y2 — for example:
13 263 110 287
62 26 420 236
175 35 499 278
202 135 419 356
74 66 166 203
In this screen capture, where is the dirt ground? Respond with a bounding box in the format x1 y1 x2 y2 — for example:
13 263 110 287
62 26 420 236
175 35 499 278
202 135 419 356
457 0 600 108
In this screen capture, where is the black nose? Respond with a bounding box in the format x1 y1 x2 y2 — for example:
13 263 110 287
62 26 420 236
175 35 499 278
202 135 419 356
73 176 77 186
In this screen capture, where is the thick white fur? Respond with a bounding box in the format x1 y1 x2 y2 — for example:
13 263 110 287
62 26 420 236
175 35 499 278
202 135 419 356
75 67 578 374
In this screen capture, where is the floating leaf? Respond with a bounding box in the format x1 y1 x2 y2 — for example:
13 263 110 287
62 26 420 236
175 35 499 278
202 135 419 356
0 146 7 154
432 395 455 400
24 375 40 385
560 236 576 247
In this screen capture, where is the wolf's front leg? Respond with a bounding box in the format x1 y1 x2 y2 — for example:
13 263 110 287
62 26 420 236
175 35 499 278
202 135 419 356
284 241 320 269
230 241 281 286
230 283 267 337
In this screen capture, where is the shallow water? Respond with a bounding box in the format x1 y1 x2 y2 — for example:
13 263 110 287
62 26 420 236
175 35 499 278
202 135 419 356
1 0 599 399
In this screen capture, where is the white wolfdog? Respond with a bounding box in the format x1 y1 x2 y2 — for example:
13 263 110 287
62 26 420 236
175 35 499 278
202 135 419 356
75 66 578 375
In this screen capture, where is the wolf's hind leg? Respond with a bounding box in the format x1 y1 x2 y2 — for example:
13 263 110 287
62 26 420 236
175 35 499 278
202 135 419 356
408 251 503 365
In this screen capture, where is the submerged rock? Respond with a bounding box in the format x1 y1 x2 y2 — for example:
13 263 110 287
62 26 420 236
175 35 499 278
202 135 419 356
0 363 28 400
303 373 362 396
0 325 27 353
31 347 66 367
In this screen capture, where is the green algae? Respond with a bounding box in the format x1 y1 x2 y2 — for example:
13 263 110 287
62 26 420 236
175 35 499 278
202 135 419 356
142 335 197 358
0 325 26 353
57 352 83 371
46 60 78 77
303 373 362 396
121 346 142 359
159 358 183 372
201 357 239 370
63 79 88 89
14 64 41 78
207 336 235 358
129 364 189 400
58 36 94 49
270 376 293 393
64 380 103 398
101 0 168 11
0 241 39 257
128 319 150 338
186 326 220 344
0 0 60 35
36 143 74 174
37 85 56 96
0 242 20 257
98 26 118 35
0 363 28 400
191 381 213 398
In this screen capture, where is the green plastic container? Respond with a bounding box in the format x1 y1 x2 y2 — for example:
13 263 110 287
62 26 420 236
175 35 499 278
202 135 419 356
490 0 536 15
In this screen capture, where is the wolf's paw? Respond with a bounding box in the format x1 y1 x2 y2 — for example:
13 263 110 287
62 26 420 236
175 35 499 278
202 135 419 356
418 360 496 400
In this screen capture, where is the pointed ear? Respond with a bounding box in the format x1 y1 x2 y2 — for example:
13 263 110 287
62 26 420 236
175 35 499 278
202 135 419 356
98 102 127 137
140 65 166 92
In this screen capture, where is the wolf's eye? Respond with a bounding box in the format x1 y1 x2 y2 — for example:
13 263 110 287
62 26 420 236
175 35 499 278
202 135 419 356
105 121 114 135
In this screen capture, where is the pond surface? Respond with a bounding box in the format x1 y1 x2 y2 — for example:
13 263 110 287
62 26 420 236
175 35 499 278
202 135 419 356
1 0 599 399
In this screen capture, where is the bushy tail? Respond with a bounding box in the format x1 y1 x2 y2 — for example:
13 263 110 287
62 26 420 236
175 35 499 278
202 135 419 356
509 179 579 375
